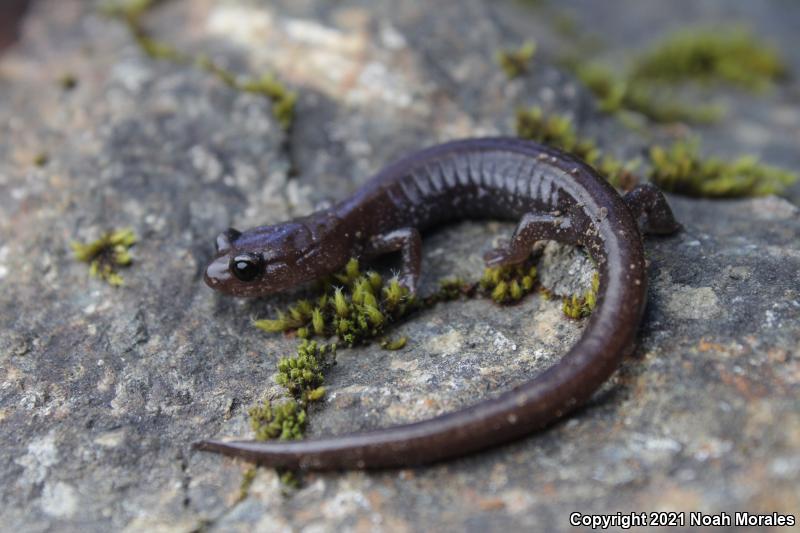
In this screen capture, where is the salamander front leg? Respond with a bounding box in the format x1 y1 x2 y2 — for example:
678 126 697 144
363 228 422 293
623 183 681 235
484 212 577 267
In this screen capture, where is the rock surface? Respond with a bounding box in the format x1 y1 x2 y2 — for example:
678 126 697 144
0 0 798 531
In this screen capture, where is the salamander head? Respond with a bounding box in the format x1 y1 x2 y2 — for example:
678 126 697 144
205 222 329 297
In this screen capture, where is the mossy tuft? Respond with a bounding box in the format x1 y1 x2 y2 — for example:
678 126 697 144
275 339 334 403
236 466 257 502
516 107 598 164
58 73 78 91
649 138 798 198
254 259 416 347
248 399 307 441
71 228 137 286
573 63 724 124
480 261 538 304
33 152 49 167
630 27 785 91
496 41 537 79
515 107 638 189
380 337 407 350
562 272 599 319
565 26 785 124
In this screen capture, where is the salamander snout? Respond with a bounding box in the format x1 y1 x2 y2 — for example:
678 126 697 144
204 254 232 288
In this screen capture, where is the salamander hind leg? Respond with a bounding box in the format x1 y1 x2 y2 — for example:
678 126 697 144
363 228 422 294
484 212 578 267
624 184 681 235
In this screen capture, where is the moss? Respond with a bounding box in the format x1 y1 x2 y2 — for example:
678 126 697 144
648 138 798 198
104 0 296 129
571 63 626 113
71 228 137 287
572 62 724 124
238 74 297 130
566 26 786 125
496 41 536 79
33 152 49 167
275 340 335 403
255 259 415 348
248 399 307 441
58 73 77 91
134 32 184 62
278 470 300 490
595 154 641 192
434 277 472 301
246 340 331 450
480 261 538 304
515 107 599 164
515 102 795 199
562 272 599 319
236 466 257 502
621 85 723 124
515 107 640 189
630 27 785 91
380 337 407 350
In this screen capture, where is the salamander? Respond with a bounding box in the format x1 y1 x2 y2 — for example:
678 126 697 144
196 137 680 470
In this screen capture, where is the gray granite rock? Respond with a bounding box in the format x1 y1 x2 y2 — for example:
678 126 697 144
0 0 798 531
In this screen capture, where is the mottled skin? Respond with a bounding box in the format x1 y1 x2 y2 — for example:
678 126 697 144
198 138 680 470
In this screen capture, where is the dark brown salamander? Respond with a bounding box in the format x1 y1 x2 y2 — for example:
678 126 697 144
197 137 680 470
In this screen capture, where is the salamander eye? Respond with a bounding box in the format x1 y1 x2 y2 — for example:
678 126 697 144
230 253 263 282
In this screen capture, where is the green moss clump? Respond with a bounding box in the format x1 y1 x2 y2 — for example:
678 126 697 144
630 27 785 91
248 399 307 441
238 74 297 130
33 152 49 167
621 84 723 124
595 154 641 191
254 258 415 347
247 340 331 447
571 63 627 114
562 272 599 319
648 139 798 198
71 228 137 286
279 470 299 489
196 59 297 130
58 73 78 91
517 104 796 199
515 107 641 189
516 107 599 164
497 41 537 79
380 337 407 350
432 277 472 302
566 26 786 125
236 466 257 502
275 339 334 403
572 62 724 124
480 261 538 304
